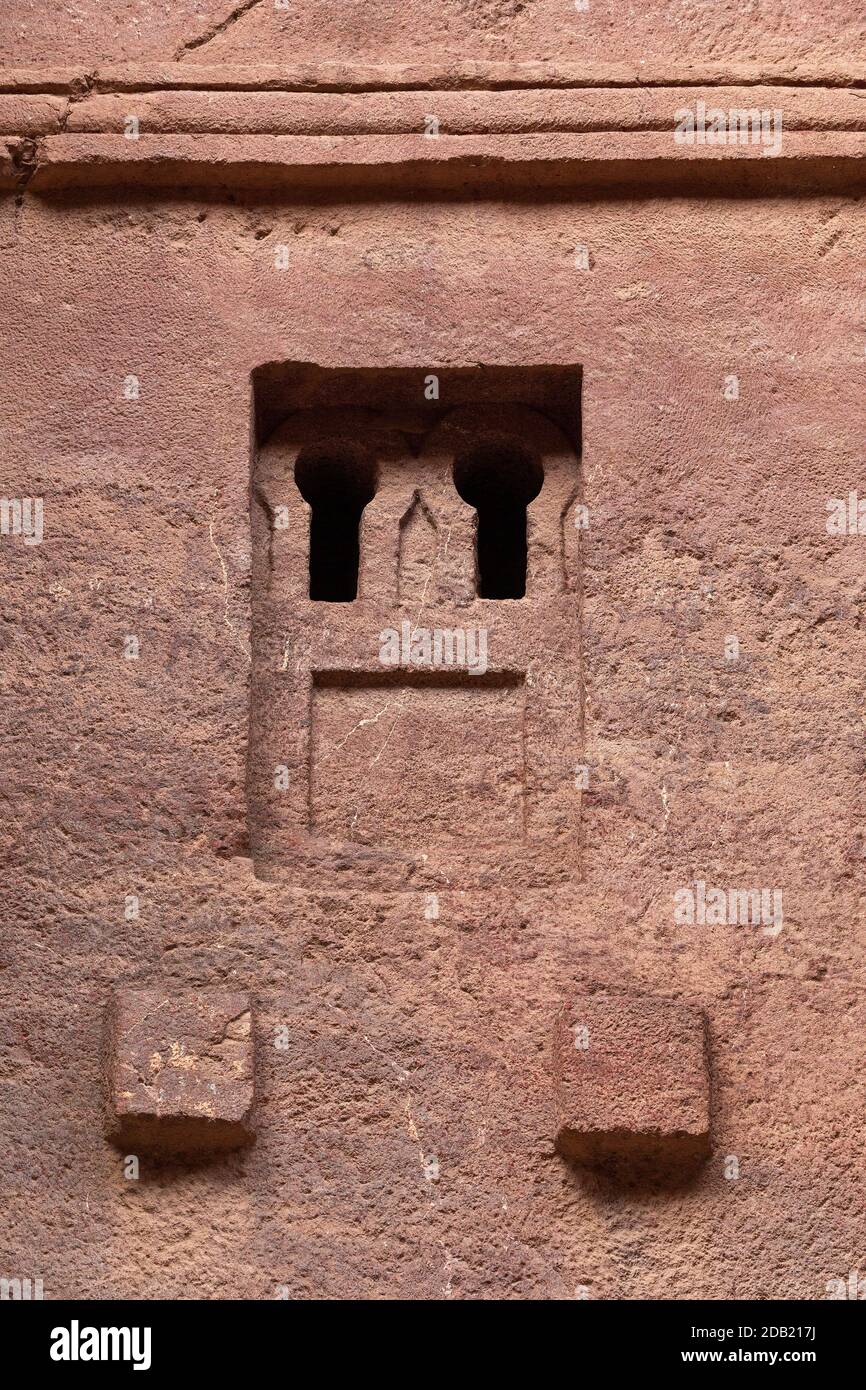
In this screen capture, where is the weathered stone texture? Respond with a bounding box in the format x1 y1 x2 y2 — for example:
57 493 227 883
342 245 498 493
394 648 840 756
0 0 862 69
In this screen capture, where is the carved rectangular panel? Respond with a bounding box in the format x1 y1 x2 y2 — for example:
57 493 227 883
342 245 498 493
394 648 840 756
311 678 526 847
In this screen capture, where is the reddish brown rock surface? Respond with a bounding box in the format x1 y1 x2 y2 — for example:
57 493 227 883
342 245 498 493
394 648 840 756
0 0 862 70
0 1 864 1302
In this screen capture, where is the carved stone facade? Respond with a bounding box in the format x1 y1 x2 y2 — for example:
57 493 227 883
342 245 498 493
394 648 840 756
1 3 864 1301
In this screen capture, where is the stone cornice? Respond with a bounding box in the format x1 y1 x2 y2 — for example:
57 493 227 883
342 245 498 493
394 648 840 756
3 62 865 195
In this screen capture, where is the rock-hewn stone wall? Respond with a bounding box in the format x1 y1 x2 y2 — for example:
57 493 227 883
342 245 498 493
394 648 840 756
0 1 863 1301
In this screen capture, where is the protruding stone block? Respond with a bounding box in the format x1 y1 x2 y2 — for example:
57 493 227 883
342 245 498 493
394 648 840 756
554 994 710 1173
107 989 254 1157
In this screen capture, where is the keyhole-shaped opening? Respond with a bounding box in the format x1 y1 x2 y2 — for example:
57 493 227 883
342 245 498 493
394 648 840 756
453 439 544 598
295 444 377 600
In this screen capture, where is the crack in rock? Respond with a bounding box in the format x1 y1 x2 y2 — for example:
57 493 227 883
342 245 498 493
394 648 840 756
174 0 268 61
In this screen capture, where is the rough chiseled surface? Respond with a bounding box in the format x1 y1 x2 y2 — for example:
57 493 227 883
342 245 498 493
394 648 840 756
1 183 864 1302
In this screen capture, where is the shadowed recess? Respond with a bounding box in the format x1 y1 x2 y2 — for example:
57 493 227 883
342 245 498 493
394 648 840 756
294 442 377 600
453 438 544 598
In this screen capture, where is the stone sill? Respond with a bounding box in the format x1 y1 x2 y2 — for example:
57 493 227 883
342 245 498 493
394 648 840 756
4 131 865 196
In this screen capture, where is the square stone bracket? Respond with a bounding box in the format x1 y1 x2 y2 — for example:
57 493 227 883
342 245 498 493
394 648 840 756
106 989 254 1158
554 993 711 1176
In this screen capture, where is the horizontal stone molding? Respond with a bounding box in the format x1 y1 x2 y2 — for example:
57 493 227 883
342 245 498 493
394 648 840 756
5 85 866 141
2 60 866 95
5 130 866 196
56 87 866 137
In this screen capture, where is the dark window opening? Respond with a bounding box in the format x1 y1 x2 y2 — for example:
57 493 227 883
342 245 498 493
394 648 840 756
453 440 544 598
295 445 377 600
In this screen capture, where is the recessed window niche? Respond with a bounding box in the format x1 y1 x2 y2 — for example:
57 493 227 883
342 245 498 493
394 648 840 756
249 362 584 892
